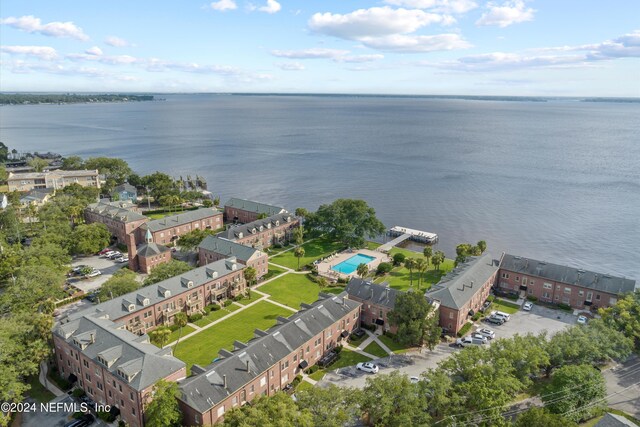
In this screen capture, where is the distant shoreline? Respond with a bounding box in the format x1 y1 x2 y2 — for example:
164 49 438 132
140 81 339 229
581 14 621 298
0 94 156 106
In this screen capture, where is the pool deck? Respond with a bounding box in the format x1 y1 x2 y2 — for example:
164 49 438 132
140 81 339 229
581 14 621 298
316 248 390 282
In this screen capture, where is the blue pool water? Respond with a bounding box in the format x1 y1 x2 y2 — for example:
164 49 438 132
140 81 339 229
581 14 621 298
331 254 376 274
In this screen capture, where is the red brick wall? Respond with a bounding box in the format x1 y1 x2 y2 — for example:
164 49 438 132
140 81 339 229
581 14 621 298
224 206 265 224
84 211 147 244
138 250 172 274
233 219 299 249
348 296 397 334
143 212 223 245
497 268 620 311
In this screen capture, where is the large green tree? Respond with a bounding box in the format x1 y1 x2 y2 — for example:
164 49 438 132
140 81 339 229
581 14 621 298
142 172 178 201
599 290 640 349
222 392 313 427
143 260 193 286
387 291 440 347
514 408 577 427
176 228 218 252
542 364 606 423
98 269 140 302
488 333 550 387
71 223 111 255
148 326 171 348
27 157 49 172
358 371 431 427
306 199 385 248
0 264 65 314
295 384 358 427
61 155 85 170
84 157 133 192
145 380 182 427
432 250 446 271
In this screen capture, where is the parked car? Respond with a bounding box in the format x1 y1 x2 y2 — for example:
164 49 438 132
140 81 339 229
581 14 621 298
577 315 588 324
476 328 495 340
455 336 486 347
115 256 129 263
63 414 95 427
480 300 493 312
470 333 488 343
98 248 112 255
356 362 379 374
102 251 116 258
410 376 420 384
523 302 533 311
108 252 123 259
490 310 511 322
485 315 505 325
85 269 101 278
282 383 294 394
85 291 99 303
71 265 88 274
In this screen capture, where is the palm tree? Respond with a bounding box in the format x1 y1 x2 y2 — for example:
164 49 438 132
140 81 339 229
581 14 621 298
356 263 369 278
423 246 432 270
404 258 417 287
432 251 446 271
294 247 305 270
149 326 171 348
293 226 304 246
172 312 188 351
415 258 427 289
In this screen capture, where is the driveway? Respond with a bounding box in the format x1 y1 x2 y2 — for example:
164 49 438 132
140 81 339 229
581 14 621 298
604 355 640 419
68 254 127 293
320 305 574 389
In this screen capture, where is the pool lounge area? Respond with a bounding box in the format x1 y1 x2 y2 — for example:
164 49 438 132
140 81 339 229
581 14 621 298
317 248 389 281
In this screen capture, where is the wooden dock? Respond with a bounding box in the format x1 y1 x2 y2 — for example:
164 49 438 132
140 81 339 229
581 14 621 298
388 226 438 244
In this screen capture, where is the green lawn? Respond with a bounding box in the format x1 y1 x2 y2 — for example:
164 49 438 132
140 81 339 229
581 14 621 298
374 249 455 292
167 325 196 344
348 333 368 348
236 292 262 306
492 300 520 315
378 334 415 354
262 265 288 280
365 241 382 250
271 236 345 270
26 375 55 403
296 380 315 391
308 370 326 381
259 273 326 308
174 302 292 369
363 341 389 358
332 349 372 369
193 304 241 327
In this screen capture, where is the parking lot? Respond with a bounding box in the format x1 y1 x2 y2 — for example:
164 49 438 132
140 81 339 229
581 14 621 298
68 253 128 293
18 395 110 427
320 304 575 389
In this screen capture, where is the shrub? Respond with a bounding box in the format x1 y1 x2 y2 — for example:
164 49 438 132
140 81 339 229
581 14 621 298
392 253 406 266
457 322 473 337
233 295 243 302
471 312 483 321
188 313 203 322
72 412 84 419
337 277 349 284
557 303 572 311
116 243 127 252
334 345 343 354
376 262 393 275
291 375 303 388
272 243 283 249
486 295 496 302
169 324 179 332
526 295 538 302
49 367 71 391
361 323 377 332
72 388 86 398
206 304 220 312
505 293 519 301
305 365 319 375
223 300 233 307
97 410 117 422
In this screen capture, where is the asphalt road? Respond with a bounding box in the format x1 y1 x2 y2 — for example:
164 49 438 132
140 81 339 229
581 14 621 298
604 355 640 419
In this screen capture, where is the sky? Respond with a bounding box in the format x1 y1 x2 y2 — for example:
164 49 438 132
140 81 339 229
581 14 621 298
1 0 639 96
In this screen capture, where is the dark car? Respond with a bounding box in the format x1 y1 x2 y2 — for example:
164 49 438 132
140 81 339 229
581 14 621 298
485 315 505 325
63 413 94 427
85 292 98 303
350 329 366 340
480 300 492 312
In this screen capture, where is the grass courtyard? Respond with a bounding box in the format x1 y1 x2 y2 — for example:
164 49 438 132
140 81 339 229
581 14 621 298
174 301 292 369
192 304 242 327
377 334 415 354
372 247 455 292
363 341 389 358
270 236 345 270
259 273 344 308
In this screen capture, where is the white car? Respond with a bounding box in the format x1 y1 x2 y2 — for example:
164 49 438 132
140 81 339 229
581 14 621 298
577 315 588 324
470 333 489 343
476 328 495 340
115 256 129 263
103 251 116 258
86 269 101 278
523 302 533 311
356 362 379 374
410 376 420 384
456 336 486 347
490 310 511 322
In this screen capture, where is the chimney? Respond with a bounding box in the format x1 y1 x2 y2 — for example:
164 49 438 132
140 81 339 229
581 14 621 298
223 375 227 388
246 360 250 373
127 232 138 272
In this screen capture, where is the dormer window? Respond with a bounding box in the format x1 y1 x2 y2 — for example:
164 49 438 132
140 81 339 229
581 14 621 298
181 277 194 288
128 304 135 312
237 232 243 239
266 223 271 229
206 268 218 279
286 216 291 222
258 225 263 232
275 220 280 226
251 228 257 234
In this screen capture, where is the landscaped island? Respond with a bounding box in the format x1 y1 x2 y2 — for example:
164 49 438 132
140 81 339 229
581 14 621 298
0 93 154 105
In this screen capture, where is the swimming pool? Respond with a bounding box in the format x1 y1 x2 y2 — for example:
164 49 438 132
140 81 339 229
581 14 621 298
331 253 376 274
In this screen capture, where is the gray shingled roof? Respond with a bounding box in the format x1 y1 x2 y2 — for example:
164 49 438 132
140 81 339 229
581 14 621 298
595 413 639 427
137 242 170 257
425 254 498 310
113 183 137 194
198 236 263 261
217 213 295 241
142 208 221 232
53 314 184 391
66 257 243 322
345 278 401 309
86 200 147 222
500 254 636 295
20 188 55 203
224 198 285 217
179 293 360 413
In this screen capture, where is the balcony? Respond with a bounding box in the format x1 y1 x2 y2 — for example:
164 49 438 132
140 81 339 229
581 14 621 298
129 322 144 333
186 298 201 307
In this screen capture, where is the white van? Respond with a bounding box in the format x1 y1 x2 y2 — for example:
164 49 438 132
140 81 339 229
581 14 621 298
490 310 511 322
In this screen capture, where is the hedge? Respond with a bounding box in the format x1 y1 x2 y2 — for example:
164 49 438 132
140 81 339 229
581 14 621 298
223 300 233 307
205 304 221 313
526 295 538 302
188 313 203 322
457 322 473 337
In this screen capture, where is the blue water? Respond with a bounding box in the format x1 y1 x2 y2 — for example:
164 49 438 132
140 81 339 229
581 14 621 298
1 94 638 280
332 254 377 274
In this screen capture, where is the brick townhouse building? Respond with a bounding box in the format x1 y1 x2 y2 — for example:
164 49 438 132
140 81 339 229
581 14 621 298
198 236 269 279
52 314 186 427
345 278 402 334
85 200 148 244
497 253 636 311
425 254 498 335
67 257 246 336
8 169 100 192
223 198 286 224
137 208 223 245
127 229 172 274
178 293 361 425
217 213 299 250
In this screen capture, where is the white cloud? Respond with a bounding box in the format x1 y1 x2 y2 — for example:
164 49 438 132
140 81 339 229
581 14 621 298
271 48 350 59
0 45 58 60
210 0 237 11
309 7 451 39
335 54 385 63
66 52 138 65
277 62 306 70
361 33 471 52
0 15 89 40
428 30 640 71
105 36 131 47
85 46 103 56
383 0 477 14
476 0 535 28
257 0 281 14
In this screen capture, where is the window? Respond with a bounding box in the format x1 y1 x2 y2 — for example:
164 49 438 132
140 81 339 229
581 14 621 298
610 297 617 305
97 382 103 391
449 312 454 319
85 373 91 382
596 294 601 301
515 276 519 282
83 359 89 368
250 385 255 394
579 291 584 297
132 408 136 416
232 396 238 407
564 287 571 294
217 406 225 417
260 377 266 387
130 392 134 401
543 283 552 289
